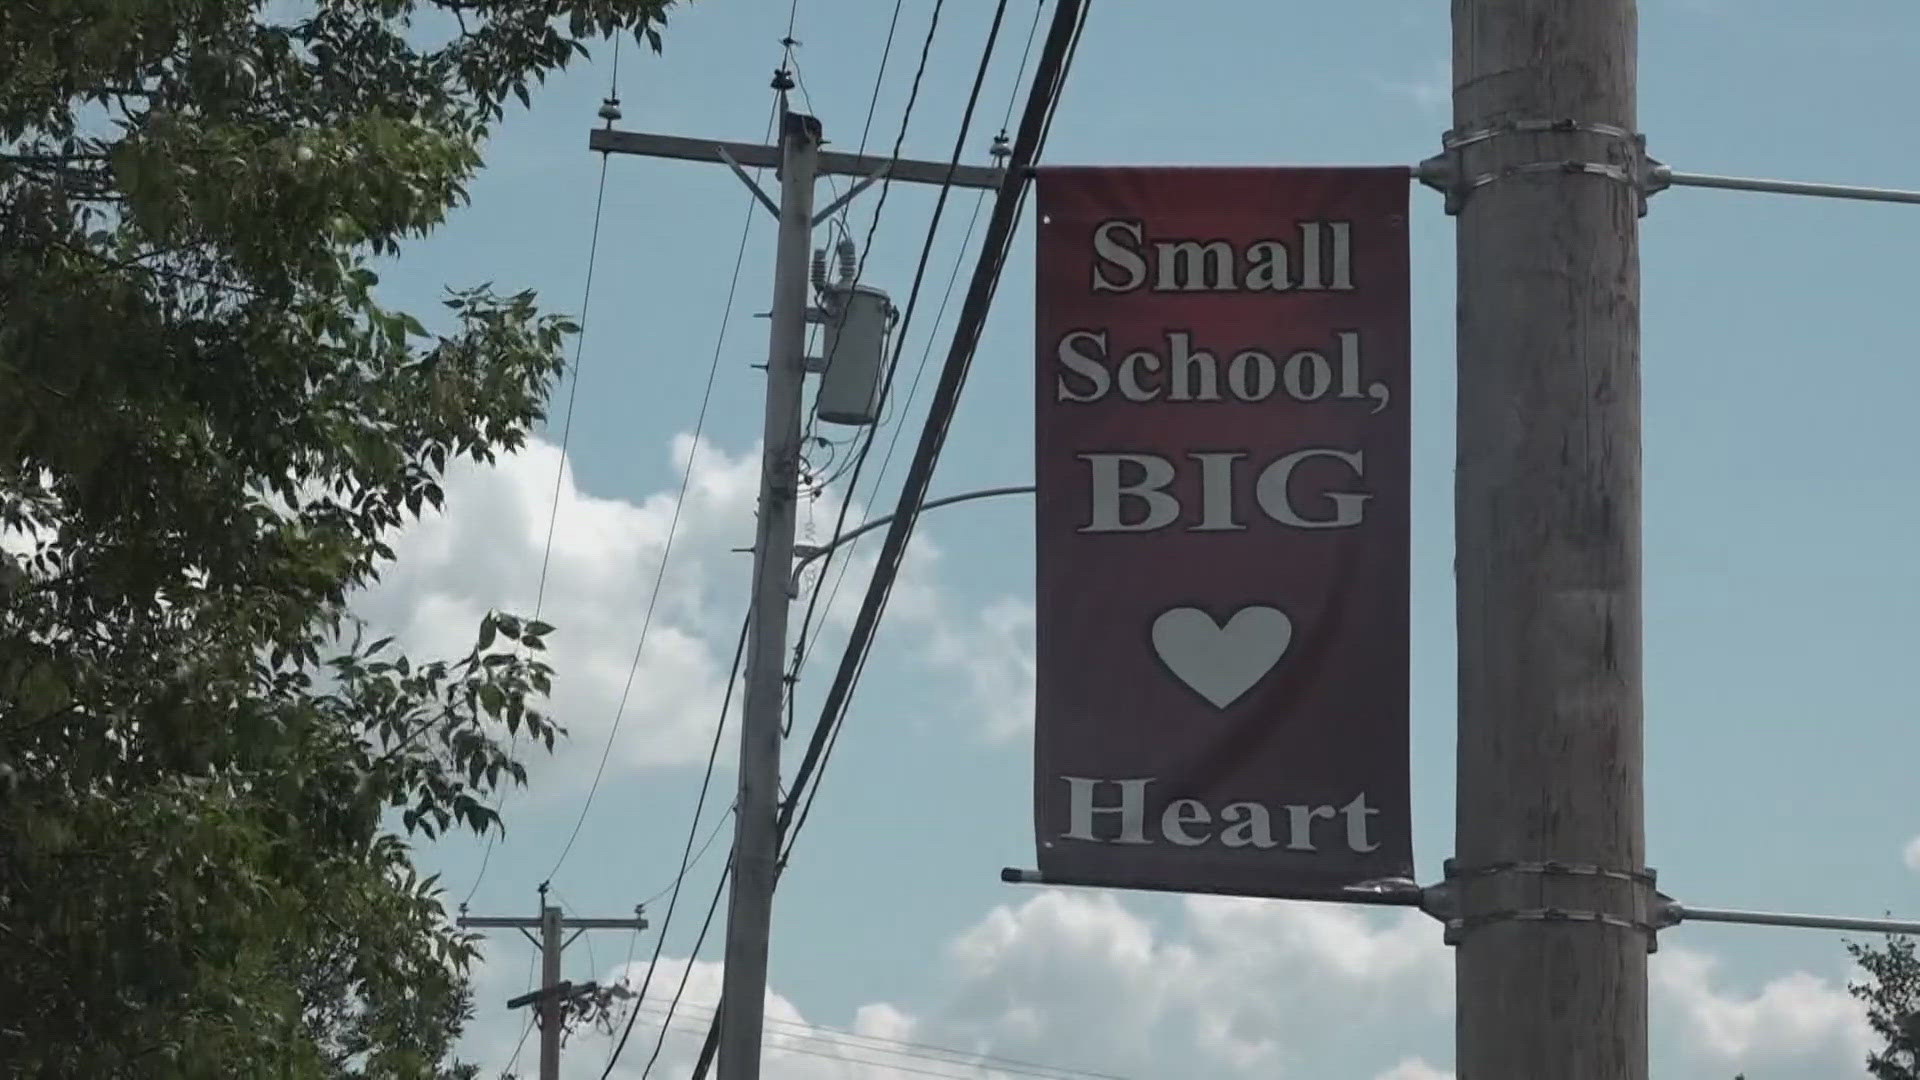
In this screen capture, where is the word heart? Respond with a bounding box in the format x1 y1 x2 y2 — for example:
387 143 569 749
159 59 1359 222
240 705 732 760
1149 605 1293 709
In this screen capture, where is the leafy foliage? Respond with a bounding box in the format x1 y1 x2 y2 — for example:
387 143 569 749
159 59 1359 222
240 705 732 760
1 0 672 1074
1851 935 1920 1079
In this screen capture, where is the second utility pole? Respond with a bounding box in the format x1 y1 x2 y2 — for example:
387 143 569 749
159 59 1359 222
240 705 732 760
1450 0 1646 1077
458 897 647 1080
721 105 818 1080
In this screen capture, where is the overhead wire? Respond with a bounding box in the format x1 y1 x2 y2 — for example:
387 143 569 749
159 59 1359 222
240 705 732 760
1002 0 1047 134
683 5 1087 1079
601 6 958 1075
788 0 906 488
638 1005 1123 1080
500 943 540 1076
794 1 1040 667
799 190 985 667
781 0 1020 856
637 803 735 910
596 611 748 1079
459 33 624 911
587 45 827 1073
627 999 1127 1080
778 0 1088 880
631 849 732 1080
539 92 781 886
784 0 968 684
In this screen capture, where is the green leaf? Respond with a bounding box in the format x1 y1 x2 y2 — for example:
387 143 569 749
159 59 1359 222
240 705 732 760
0 0 683 1070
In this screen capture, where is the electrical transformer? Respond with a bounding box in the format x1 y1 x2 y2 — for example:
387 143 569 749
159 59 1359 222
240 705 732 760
814 282 896 426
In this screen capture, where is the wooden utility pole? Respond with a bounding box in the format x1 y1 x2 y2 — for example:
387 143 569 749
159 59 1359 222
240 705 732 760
1447 0 1647 1077
717 105 819 1080
459 898 647 1080
590 92 1003 1079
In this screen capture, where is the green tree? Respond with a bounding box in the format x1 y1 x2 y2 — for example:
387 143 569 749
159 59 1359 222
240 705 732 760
1850 935 1920 1079
1 0 671 1074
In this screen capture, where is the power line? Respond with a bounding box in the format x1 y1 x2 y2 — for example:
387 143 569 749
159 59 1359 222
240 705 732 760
794 1 1039 669
596 611 748 1078
459 73 619 910
634 853 733 1080
1001 0 1046 134
783 0 1016 768
798 187 987 668
501 941 540 1075
541 97 779 885
637 1008 1119 1080
681 7 1086 1079
628 999 1126 1080
854 0 908 157
637 802 734 910
635 13 969 1076
787 0 979 677
550 885 598 984
779 0 1086 875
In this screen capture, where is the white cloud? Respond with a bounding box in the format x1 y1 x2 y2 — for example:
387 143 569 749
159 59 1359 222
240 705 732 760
1904 834 1920 872
1375 1059 1453 1080
457 883 1891 1080
921 597 1035 743
1376 61 1450 114
1652 946 1873 1074
913 890 1449 1079
355 435 763 778
354 433 1033 789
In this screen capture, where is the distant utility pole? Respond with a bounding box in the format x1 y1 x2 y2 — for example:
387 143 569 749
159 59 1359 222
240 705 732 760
1446 0 1646 1077
459 897 647 1080
591 91 1002 1079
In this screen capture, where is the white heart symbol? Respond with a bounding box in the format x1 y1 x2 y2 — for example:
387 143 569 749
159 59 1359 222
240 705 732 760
1150 605 1294 710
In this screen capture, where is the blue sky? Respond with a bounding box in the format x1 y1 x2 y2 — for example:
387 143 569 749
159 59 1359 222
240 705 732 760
358 2 1920 1076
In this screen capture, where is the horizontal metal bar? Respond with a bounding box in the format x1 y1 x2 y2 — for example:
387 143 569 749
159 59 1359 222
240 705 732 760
1671 903 1920 936
457 915 539 929
1000 867 1426 909
590 128 1006 190
458 915 646 930
1656 166 1920 205
556 916 650 930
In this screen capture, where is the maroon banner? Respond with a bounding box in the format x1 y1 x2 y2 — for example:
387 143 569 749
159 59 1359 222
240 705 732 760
1033 167 1412 896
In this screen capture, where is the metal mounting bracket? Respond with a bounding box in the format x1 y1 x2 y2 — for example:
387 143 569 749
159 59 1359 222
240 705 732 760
1431 858 1665 952
1416 118 1660 217
813 163 891 226
718 145 779 219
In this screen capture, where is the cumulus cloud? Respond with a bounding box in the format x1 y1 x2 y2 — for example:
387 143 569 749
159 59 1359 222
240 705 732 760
920 598 1036 744
1652 946 1873 1074
1375 1060 1453 1080
460 891 1454 1079
1904 835 1920 872
355 434 763 778
457 885 1889 1080
906 890 1450 1080
353 432 1035 787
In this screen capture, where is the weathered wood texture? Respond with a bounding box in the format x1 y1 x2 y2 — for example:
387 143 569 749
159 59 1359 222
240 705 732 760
1452 0 1646 1077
